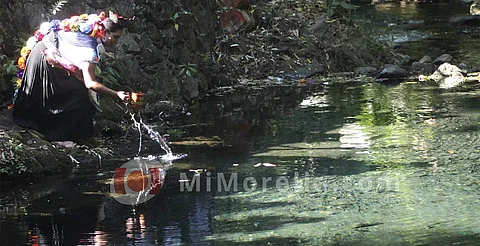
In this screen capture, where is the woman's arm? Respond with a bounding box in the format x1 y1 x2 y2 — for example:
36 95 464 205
80 61 128 100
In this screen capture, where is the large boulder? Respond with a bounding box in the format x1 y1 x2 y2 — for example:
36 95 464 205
0 128 72 180
429 63 465 89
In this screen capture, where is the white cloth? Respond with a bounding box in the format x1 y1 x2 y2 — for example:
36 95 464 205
57 31 102 67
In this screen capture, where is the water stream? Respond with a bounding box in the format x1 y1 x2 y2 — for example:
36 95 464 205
129 111 173 157
1 2 480 245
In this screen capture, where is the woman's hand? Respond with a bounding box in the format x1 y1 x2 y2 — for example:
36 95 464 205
117 91 130 102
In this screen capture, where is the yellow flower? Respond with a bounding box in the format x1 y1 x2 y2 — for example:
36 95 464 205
79 14 89 20
70 23 79 32
16 78 22 88
17 57 26 69
20 47 31 57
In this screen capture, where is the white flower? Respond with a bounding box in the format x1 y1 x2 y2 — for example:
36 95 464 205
39 22 51 34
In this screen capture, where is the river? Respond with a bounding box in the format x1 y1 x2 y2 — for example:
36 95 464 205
1 1 480 245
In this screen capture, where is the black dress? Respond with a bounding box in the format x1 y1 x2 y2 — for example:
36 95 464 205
12 32 95 141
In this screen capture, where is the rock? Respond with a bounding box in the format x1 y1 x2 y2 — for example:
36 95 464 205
95 119 123 138
369 65 410 79
461 0 476 4
429 63 465 89
436 62 462 76
418 55 432 63
471 2 480 15
306 14 328 36
280 63 324 80
183 76 199 99
458 63 473 73
394 53 413 66
410 62 435 75
142 100 184 121
449 15 480 26
118 34 140 53
433 54 453 65
0 130 72 180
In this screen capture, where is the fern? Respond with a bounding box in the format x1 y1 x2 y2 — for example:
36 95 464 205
48 0 68 18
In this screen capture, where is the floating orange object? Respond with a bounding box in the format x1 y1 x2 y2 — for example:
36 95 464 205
129 92 145 110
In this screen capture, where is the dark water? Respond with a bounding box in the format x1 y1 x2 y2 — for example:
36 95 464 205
2 3 480 246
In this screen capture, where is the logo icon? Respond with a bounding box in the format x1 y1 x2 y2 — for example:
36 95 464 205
110 159 165 205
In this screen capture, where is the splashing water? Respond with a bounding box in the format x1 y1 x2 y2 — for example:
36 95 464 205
129 112 173 157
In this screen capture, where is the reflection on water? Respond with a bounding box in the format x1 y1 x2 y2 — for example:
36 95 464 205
339 122 371 150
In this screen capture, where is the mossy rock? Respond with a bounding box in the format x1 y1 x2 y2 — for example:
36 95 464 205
0 130 72 180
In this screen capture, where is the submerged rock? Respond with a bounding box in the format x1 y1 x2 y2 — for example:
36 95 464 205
449 15 480 26
369 65 410 80
279 62 325 80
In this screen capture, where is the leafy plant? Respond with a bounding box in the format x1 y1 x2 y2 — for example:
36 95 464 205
0 136 28 175
0 54 18 86
46 0 69 20
1 55 17 76
177 63 198 78
96 66 122 87
170 11 193 31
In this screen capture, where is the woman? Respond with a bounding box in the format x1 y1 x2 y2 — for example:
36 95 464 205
12 12 132 141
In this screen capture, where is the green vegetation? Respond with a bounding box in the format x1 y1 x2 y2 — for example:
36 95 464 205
0 133 28 175
325 0 359 19
0 54 18 83
95 65 122 88
177 63 198 78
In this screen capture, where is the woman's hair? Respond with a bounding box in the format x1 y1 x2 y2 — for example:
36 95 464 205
102 15 135 33
102 18 123 33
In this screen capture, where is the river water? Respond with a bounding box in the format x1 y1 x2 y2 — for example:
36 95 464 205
1 2 480 245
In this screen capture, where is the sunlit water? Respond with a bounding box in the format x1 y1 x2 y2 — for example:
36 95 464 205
2 3 480 246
